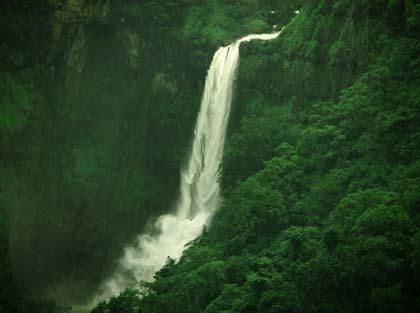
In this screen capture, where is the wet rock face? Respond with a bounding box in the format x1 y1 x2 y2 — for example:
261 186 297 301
49 0 113 96
47 0 147 100
7 1 193 305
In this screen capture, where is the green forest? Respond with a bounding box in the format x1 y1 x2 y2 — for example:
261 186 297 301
1 0 420 312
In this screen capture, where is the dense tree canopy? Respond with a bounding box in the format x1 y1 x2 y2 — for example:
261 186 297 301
91 1 420 312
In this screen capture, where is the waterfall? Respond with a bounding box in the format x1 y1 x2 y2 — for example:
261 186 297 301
91 30 282 304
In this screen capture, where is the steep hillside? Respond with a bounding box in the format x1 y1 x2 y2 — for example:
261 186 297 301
91 0 420 312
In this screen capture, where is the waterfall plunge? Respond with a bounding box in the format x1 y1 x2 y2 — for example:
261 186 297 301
93 30 282 303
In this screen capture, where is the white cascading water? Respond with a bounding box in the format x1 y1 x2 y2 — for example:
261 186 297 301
92 30 282 304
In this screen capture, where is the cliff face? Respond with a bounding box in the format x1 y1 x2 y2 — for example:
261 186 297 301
48 0 142 97
5 0 200 305
50 0 111 96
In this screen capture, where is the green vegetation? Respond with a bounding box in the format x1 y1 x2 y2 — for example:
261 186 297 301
91 0 420 312
1 0 419 312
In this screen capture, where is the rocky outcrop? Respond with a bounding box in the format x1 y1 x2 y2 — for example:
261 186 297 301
48 0 143 97
6 1 199 305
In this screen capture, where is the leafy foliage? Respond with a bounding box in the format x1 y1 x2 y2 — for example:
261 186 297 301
93 0 420 313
